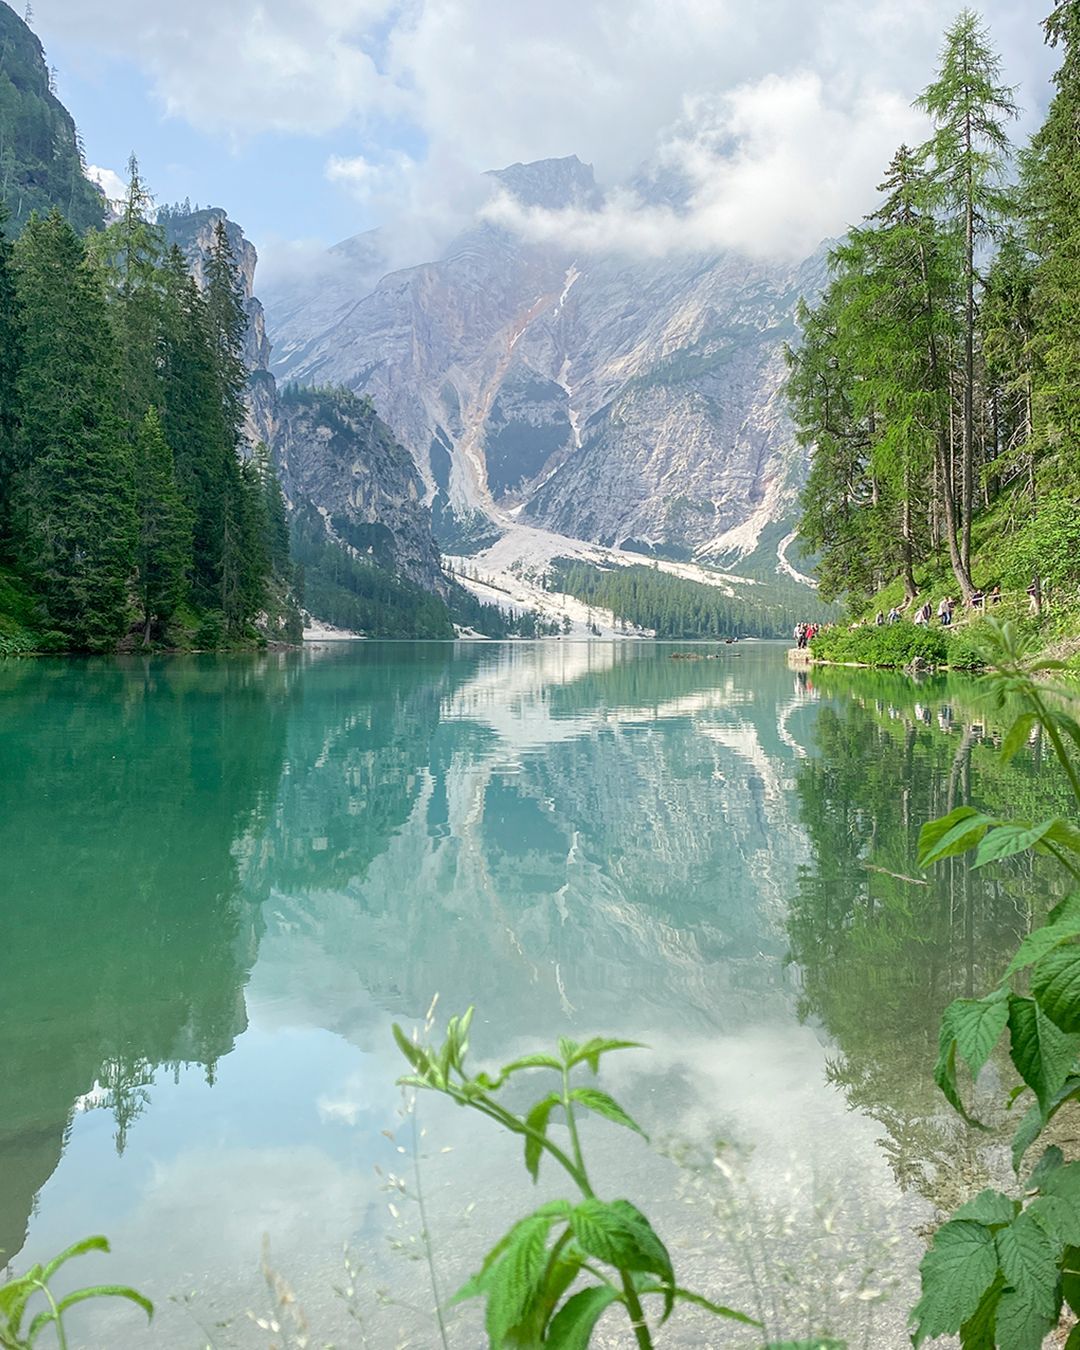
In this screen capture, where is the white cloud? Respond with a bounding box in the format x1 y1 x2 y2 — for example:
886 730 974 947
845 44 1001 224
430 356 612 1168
86 163 126 202
39 0 1055 260
483 73 927 261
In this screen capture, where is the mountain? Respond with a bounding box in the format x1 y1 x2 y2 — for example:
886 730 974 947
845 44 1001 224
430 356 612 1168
158 203 456 631
265 155 828 569
0 1 106 233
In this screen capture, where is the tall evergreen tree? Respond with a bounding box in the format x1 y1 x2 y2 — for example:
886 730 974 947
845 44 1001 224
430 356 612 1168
160 244 227 609
91 154 165 430
133 406 190 644
0 202 21 537
14 210 135 649
1026 1 1080 487
916 9 1018 580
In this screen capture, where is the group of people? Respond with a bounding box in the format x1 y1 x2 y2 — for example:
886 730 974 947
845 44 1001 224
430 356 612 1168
793 622 820 649
873 584 1005 630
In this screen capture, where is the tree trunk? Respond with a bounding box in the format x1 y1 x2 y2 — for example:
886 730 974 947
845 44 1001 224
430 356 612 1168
962 111 975 575
901 473 917 602
938 433 975 599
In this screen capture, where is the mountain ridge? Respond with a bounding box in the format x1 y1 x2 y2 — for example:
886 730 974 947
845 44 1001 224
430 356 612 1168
264 154 828 575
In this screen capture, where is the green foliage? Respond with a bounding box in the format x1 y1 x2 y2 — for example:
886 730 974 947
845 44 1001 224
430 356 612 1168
0 5 106 235
392 1013 760 1349
13 209 135 651
0 1234 151 1348
552 560 833 640
0 157 299 651
913 618 1080 1345
291 498 454 639
808 622 952 669
133 406 191 642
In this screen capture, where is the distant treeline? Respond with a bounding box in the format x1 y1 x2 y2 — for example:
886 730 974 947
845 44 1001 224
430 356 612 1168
0 159 295 651
551 561 830 639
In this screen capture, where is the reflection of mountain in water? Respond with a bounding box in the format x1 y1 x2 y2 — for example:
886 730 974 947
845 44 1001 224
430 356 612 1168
0 656 297 1265
787 668 1069 1199
251 644 815 1046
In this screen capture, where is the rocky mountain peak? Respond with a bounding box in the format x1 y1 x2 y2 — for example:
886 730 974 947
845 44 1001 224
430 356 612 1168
485 155 600 211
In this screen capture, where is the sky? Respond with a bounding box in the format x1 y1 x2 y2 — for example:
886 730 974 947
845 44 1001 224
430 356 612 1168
27 0 1058 282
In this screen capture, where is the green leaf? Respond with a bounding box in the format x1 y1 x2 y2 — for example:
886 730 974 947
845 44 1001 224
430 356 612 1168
952 1190 1018 1226
454 1201 573 1304
568 1088 647 1140
392 1023 430 1076
1012 1099 1046 1172
959 1274 1004 1350
1063 1245 1080 1316
919 808 999 867
557 1037 579 1065
566 1038 645 1073
41 1236 110 1281
1040 1159 1080 1207
568 1199 672 1282
484 1209 560 1345
1008 994 1080 1113
544 1285 621 1350
995 1210 1062 1318
1044 818 1080 856
993 1286 1057 1350
1032 948 1080 1033
499 1053 564 1077
1006 903 1080 976
631 1285 761 1328
910 1220 999 1345
935 991 1009 1120
1049 892 1080 926
26 1285 153 1342
1001 712 1037 763
1027 1145 1065 1190
1026 1194 1080 1248
1065 1323 1080 1350
523 1093 561 1183
973 820 1058 868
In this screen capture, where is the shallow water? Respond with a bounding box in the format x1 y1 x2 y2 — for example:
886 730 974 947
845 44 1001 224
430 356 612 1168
0 641 1065 1347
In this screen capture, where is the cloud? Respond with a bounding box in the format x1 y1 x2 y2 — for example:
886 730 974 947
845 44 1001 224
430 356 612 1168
86 163 126 202
38 0 1055 261
483 73 927 261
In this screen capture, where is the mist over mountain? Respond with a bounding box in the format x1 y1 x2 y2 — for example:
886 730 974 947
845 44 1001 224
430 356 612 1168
264 154 828 568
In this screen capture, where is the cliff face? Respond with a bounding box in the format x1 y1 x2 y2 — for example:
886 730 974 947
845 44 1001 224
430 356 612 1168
161 208 450 603
265 156 827 563
0 1 107 234
274 388 448 596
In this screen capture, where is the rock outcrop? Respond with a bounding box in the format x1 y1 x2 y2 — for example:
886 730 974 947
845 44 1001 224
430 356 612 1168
265 156 828 563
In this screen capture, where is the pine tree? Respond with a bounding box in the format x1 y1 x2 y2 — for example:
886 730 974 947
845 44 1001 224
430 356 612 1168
0 202 21 538
14 210 135 649
916 9 1018 580
1026 2 1080 487
133 406 191 643
160 244 227 609
92 154 165 430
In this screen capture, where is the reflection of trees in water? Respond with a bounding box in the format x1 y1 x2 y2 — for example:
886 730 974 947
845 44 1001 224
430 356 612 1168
788 671 1070 1203
0 654 298 1266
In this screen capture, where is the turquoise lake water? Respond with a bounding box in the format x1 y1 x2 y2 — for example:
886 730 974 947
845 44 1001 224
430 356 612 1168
1 640 1062 1347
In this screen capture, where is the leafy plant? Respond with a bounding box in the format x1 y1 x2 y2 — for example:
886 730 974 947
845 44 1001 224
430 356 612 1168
913 618 1080 1346
0 1235 151 1349
392 1012 775 1348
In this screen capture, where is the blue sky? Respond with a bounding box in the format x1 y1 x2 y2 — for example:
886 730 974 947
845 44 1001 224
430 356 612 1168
27 0 1056 278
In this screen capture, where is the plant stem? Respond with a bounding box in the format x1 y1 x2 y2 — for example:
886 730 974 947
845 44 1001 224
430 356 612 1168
561 1067 593 1198
33 1280 68 1350
620 1273 654 1350
409 1106 451 1350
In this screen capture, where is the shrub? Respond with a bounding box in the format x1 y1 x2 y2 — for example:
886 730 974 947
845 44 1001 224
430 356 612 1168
809 621 949 668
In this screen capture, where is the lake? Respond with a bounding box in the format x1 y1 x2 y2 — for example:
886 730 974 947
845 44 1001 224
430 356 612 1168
0 641 1066 1348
